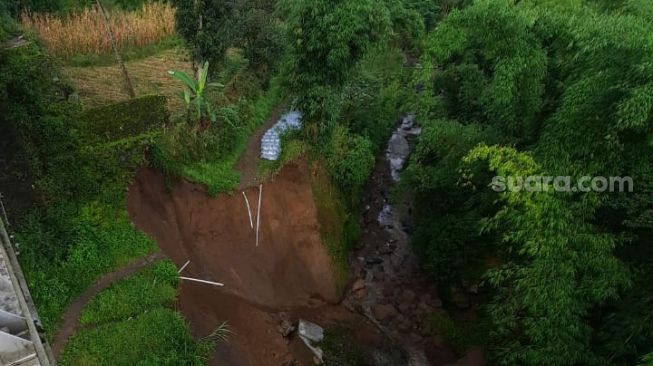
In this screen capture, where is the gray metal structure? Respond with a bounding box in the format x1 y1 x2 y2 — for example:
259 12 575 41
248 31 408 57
0 202 54 366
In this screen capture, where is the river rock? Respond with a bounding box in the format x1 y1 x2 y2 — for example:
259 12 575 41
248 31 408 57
373 304 398 321
354 288 368 300
298 319 324 362
352 279 365 292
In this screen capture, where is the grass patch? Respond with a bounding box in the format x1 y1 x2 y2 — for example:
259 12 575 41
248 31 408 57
60 308 212 366
80 261 178 326
16 204 157 336
181 161 241 196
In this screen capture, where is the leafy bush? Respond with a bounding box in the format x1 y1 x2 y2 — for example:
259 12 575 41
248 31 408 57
77 95 168 141
326 125 375 200
80 260 178 325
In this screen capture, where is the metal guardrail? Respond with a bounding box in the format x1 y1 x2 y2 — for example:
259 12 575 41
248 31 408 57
0 194 55 366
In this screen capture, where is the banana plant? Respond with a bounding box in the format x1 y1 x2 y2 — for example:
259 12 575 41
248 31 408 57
168 62 232 127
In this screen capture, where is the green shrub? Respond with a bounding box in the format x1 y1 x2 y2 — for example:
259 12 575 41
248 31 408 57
80 260 178 325
326 125 375 200
60 308 212 366
77 95 168 142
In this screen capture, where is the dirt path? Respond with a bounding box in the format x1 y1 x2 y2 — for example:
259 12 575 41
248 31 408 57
51 252 165 357
234 103 287 190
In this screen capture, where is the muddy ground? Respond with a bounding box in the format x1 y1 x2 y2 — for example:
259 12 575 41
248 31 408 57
128 161 387 365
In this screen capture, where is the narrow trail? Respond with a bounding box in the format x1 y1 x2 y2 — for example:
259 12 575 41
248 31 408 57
51 251 165 357
234 103 287 190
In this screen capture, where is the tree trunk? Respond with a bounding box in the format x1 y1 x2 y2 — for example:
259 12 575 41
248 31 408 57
96 0 136 99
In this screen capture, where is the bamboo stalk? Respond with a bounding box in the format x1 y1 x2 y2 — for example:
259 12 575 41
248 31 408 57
96 0 136 98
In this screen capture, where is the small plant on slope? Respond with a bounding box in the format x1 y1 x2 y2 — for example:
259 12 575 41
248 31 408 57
168 61 237 128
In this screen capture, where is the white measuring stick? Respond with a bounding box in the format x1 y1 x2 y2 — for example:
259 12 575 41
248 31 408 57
256 184 263 247
180 277 224 287
242 192 254 229
178 260 190 274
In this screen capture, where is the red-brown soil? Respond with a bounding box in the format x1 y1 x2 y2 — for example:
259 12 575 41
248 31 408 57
127 161 375 365
128 161 338 308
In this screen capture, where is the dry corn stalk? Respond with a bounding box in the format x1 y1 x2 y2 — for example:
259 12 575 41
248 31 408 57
20 2 175 58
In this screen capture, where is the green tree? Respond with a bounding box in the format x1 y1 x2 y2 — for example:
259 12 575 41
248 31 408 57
464 145 629 365
280 0 391 123
171 0 235 69
426 0 547 143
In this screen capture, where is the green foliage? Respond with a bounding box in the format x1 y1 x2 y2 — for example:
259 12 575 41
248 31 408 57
464 145 629 365
426 312 483 355
404 120 501 284
232 0 284 71
172 0 282 72
326 125 375 199
403 1 653 364
16 204 156 333
280 0 391 122
383 0 425 51
77 95 168 141
169 61 235 127
60 308 212 365
80 260 178 325
640 353 653 366
402 0 442 31
427 0 547 143
340 46 407 150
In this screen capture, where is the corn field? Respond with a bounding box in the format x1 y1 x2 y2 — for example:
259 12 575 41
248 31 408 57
21 2 176 58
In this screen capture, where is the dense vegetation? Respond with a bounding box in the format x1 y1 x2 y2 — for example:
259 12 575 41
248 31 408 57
3 0 653 365
401 1 653 364
0 1 209 362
